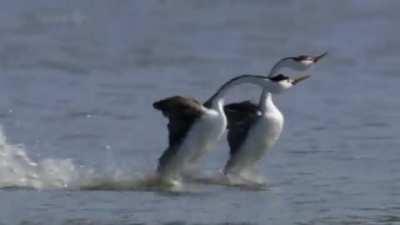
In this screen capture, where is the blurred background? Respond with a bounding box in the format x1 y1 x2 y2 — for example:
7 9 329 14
0 1 399 225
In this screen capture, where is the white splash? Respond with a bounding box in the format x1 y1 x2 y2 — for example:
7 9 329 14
0 126 185 191
0 127 80 189
0 126 264 191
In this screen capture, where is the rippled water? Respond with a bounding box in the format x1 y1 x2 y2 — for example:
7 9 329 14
1 1 400 224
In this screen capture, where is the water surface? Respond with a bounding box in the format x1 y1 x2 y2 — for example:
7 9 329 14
0 1 400 224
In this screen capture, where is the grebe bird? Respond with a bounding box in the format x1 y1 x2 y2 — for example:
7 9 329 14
153 75 279 185
223 53 326 182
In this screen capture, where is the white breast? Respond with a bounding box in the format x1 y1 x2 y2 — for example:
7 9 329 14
165 107 226 175
159 103 227 182
226 109 284 175
183 108 227 163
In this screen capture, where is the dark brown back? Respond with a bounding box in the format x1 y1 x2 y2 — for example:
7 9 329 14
224 101 260 156
153 96 204 170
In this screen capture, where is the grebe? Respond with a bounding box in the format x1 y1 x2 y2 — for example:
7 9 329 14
223 53 326 183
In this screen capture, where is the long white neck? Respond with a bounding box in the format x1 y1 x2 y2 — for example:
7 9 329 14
259 91 278 114
268 57 294 77
204 75 272 108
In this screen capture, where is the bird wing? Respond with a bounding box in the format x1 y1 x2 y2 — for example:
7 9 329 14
224 101 260 156
153 96 204 169
224 101 259 129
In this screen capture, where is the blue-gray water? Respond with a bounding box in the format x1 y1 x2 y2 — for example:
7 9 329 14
1 1 400 224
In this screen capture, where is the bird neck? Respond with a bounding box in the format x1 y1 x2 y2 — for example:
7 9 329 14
259 91 278 114
204 75 269 108
268 57 295 77
214 98 225 114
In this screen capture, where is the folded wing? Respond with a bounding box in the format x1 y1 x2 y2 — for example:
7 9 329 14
224 101 260 156
153 96 205 170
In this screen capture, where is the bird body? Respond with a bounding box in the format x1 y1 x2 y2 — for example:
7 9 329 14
224 93 283 177
157 100 226 181
186 102 227 165
223 53 326 181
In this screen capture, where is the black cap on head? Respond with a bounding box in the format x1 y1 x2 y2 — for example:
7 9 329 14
292 55 310 62
269 74 289 82
292 52 328 63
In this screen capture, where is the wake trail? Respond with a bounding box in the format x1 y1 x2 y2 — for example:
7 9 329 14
0 126 267 192
0 126 185 192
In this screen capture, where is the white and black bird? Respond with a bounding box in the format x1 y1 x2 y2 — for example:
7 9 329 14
223 53 326 183
153 75 280 185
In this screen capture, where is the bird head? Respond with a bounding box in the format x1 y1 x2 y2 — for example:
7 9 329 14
267 73 311 93
268 52 327 77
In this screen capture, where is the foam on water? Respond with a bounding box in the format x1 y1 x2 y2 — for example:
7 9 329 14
184 170 268 191
79 172 186 192
0 125 267 192
0 126 188 192
0 127 81 189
